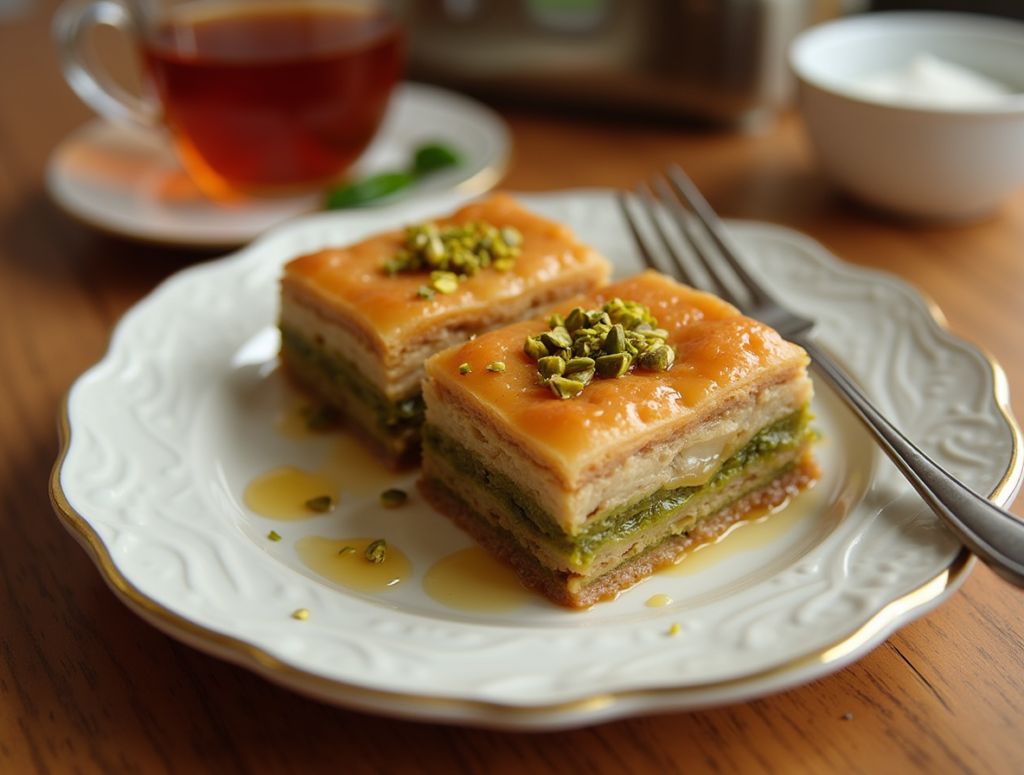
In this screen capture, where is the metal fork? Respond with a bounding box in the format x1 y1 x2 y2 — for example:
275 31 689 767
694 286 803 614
619 165 1024 587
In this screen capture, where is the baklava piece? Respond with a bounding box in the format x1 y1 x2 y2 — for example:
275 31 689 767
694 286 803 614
419 271 819 608
278 194 612 467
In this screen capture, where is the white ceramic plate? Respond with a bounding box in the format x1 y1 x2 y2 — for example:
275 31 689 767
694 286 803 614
51 190 1022 730
45 82 511 249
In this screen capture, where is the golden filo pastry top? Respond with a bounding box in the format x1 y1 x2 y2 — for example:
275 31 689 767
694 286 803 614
281 193 613 351
424 270 811 485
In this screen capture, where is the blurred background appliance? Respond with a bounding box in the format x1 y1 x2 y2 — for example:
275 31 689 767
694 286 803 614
397 0 869 129
871 0 1024 17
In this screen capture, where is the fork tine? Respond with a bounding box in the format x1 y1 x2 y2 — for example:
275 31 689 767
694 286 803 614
616 191 662 275
619 185 708 287
665 164 772 308
617 188 699 286
619 180 751 310
635 182 702 288
648 176 738 304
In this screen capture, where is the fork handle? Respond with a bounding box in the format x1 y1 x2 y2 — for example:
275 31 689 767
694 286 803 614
797 337 1024 587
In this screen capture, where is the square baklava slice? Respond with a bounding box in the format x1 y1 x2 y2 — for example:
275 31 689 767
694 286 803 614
419 270 819 607
278 194 612 467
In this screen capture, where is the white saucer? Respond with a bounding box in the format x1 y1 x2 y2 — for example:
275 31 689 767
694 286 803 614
45 82 512 249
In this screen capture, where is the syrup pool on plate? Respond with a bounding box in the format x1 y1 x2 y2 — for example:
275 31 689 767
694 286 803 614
243 465 338 521
245 399 535 611
295 536 412 593
645 593 673 608
661 483 821 578
244 398 397 520
423 546 533 613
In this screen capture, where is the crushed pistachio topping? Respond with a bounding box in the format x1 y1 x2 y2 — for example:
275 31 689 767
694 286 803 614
383 220 523 296
267 530 282 542
486 361 506 373
338 545 356 556
305 495 334 513
459 362 472 375
292 608 310 620
522 298 676 399
380 488 408 508
365 538 388 564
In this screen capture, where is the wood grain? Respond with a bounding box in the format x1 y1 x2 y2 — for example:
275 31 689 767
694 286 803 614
3 2 1023 773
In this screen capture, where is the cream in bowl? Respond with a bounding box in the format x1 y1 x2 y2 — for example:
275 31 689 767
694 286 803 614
789 11 1024 222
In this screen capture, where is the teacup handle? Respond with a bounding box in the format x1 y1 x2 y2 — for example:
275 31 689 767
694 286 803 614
53 0 161 130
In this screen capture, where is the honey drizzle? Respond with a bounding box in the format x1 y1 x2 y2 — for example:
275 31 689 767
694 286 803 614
245 399 396 520
423 547 533 612
663 483 820 577
295 536 412 593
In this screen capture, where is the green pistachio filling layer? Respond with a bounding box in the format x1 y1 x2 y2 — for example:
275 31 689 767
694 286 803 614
423 406 814 566
279 327 424 432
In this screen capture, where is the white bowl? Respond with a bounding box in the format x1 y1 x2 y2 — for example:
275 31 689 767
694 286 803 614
789 11 1024 222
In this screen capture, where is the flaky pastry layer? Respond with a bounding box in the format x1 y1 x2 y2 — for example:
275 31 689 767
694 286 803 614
422 271 813 533
279 192 612 400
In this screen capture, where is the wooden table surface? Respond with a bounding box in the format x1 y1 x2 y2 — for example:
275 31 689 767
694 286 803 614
4 2 1024 773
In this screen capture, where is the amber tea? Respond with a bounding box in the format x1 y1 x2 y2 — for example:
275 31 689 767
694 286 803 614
141 1 403 198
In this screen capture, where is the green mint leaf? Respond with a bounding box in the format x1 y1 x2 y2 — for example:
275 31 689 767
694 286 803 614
411 144 461 176
324 142 463 210
325 171 415 210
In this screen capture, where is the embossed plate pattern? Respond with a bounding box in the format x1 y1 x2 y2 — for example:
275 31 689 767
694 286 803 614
51 190 1022 730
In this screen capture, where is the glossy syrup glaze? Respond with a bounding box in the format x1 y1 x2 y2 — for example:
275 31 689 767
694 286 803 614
425 271 809 477
281 193 612 345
